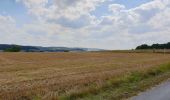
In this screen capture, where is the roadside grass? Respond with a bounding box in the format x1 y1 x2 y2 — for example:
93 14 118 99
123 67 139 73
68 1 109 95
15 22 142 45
59 63 170 100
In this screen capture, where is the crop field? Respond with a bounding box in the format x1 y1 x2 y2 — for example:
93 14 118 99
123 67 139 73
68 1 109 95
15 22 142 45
0 52 170 100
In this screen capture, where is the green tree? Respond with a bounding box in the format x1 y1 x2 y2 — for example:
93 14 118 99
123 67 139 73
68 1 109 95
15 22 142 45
4 45 21 52
136 44 149 49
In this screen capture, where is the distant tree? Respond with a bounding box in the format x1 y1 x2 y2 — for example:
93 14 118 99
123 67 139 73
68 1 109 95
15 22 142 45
151 44 160 49
136 42 170 50
4 45 21 52
136 44 149 49
63 50 69 52
165 42 170 49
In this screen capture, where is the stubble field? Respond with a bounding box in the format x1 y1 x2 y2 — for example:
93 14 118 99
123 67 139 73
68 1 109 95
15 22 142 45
0 52 170 100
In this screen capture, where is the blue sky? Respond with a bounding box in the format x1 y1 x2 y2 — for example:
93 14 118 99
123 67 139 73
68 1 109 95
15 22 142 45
92 0 152 17
113 0 152 8
0 0 152 22
0 0 169 49
0 0 33 26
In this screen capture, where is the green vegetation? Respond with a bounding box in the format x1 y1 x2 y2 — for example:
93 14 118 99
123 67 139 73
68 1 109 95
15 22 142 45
59 63 170 100
136 42 170 49
64 50 70 52
4 45 21 52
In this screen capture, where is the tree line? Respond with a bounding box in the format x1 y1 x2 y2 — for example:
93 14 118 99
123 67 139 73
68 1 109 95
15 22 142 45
136 42 170 49
4 45 21 52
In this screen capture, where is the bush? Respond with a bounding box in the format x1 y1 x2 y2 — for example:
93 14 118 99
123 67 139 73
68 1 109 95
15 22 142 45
4 45 21 52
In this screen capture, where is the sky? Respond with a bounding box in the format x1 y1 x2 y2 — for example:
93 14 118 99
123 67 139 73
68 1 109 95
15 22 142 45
0 0 170 50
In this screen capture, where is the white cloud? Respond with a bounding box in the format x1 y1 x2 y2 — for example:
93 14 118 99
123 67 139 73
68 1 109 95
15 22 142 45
16 0 48 8
109 4 125 13
0 15 16 40
17 0 105 20
0 15 41 45
6 0 170 49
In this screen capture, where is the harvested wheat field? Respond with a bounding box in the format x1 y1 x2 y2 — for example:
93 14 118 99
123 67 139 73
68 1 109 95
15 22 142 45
0 52 170 100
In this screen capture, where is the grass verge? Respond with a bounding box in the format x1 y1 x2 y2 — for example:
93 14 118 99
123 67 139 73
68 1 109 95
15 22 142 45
59 63 170 100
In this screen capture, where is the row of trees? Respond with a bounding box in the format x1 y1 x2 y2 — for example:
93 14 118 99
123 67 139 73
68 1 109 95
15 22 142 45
4 45 21 52
136 42 170 49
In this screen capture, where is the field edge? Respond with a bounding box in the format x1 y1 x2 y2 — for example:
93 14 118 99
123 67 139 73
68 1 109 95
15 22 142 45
59 63 170 100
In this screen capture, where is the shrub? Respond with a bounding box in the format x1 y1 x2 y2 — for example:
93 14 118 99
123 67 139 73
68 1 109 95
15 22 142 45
4 45 21 52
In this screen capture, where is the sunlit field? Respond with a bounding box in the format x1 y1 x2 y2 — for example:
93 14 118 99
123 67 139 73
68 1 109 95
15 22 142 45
0 52 170 100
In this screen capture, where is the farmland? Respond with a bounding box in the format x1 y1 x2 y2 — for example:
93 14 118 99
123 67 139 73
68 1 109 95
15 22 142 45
0 52 170 100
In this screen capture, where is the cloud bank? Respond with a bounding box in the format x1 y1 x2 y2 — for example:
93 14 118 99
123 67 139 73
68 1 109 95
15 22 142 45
0 0 170 49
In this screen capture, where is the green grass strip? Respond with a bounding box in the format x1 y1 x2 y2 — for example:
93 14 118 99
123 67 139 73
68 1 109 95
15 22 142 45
59 63 170 100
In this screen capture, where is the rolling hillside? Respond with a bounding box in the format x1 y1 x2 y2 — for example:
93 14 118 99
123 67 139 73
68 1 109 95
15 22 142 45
0 44 103 52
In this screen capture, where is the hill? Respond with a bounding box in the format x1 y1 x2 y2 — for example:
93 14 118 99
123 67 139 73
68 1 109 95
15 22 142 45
0 44 103 52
